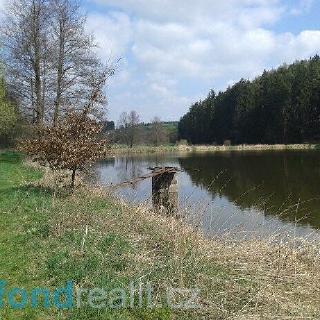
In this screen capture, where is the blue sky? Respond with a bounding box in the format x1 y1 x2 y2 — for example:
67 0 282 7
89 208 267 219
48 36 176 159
2 0 320 122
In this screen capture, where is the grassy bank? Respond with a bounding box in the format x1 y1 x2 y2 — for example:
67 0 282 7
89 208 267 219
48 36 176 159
110 143 319 154
1 151 320 319
110 144 178 154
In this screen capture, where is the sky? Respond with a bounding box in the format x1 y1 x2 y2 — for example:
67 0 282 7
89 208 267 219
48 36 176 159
1 0 320 122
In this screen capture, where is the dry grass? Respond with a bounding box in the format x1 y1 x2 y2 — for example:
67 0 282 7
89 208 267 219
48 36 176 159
2 152 320 319
41 167 320 319
110 143 319 155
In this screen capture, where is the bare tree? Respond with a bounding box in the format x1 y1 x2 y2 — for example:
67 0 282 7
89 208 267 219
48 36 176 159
117 110 140 148
1 0 111 126
1 0 50 124
49 0 107 125
150 116 169 146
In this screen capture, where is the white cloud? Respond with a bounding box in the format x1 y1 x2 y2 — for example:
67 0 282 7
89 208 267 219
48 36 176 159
87 0 320 121
93 0 282 26
0 0 6 12
86 11 132 61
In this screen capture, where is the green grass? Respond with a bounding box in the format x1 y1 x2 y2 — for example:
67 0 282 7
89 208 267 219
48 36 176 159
0 151 47 284
1 151 320 319
0 152 52 318
0 151 208 319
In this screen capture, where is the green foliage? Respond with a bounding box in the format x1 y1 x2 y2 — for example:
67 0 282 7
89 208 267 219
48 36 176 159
114 120 179 146
179 55 320 145
0 78 17 138
139 121 178 145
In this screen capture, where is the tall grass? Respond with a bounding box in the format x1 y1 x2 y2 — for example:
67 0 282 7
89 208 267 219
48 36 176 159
1 151 320 319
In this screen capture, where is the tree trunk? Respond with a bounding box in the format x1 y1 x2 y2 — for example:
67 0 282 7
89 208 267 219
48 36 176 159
34 44 43 124
32 0 44 125
71 168 76 188
53 20 65 127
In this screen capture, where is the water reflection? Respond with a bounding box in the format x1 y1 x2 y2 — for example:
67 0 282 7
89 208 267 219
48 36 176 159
178 151 320 229
90 151 320 239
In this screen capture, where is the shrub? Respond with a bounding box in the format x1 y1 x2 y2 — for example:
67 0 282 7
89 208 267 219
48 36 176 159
19 111 106 188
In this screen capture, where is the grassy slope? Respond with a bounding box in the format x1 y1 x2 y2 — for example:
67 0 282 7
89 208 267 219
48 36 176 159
1 151 320 319
0 152 51 319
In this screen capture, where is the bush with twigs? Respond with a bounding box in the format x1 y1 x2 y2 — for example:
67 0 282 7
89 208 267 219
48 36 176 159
19 110 106 188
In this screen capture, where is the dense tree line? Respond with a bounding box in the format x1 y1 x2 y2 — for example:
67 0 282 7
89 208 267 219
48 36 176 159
179 56 320 145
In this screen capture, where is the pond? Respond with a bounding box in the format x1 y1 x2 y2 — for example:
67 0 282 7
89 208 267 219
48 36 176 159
90 150 320 240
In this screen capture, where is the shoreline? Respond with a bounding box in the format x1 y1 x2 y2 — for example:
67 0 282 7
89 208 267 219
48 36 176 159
2 150 320 318
110 143 320 155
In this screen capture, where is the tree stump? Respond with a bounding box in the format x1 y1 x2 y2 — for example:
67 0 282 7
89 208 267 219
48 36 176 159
152 168 178 215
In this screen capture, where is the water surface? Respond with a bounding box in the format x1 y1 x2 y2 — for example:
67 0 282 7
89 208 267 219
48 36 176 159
90 150 320 240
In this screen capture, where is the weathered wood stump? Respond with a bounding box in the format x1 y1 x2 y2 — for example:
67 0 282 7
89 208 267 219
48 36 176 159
151 167 178 215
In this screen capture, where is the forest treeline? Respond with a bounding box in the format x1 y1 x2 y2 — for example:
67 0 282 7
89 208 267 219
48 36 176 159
178 56 320 145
